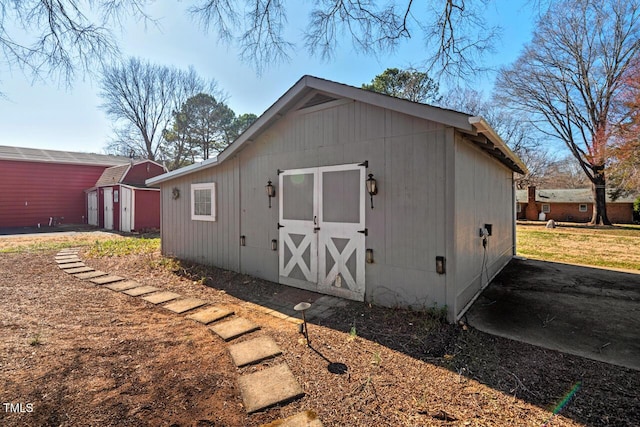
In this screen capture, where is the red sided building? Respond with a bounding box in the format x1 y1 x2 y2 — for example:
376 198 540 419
0 145 130 228
85 160 167 232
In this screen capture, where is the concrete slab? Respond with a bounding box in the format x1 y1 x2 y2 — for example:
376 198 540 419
186 306 234 324
64 266 94 274
58 262 85 269
73 270 108 279
123 286 160 296
467 258 640 371
209 317 260 341
238 364 304 413
142 291 182 305
90 275 124 285
261 411 323 427
104 280 141 291
162 298 207 314
228 336 282 367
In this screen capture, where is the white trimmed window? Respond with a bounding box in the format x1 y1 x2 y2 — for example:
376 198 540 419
579 204 588 212
542 204 550 213
191 182 216 221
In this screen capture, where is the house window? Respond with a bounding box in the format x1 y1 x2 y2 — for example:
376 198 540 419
191 183 216 221
579 204 588 212
542 204 550 213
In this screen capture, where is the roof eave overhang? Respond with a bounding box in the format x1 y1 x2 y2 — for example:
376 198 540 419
467 116 529 175
146 76 527 185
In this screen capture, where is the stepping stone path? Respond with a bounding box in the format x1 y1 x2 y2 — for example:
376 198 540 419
238 364 305 414
123 285 159 296
56 258 81 264
74 270 107 279
228 336 282 367
209 317 260 341
54 248 320 424
90 275 125 285
163 297 207 314
142 291 181 304
104 280 141 291
186 306 233 324
64 266 94 274
59 262 85 269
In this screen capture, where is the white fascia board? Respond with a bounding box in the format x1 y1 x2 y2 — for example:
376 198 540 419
145 156 218 186
469 116 529 175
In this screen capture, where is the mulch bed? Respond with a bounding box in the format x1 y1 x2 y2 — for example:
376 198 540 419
1 248 638 426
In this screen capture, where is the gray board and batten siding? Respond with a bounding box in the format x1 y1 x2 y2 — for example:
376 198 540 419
148 75 527 322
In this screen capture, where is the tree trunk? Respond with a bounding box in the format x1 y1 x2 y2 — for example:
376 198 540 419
590 168 611 225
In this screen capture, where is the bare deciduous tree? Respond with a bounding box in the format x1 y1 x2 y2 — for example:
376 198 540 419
496 0 640 225
440 87 556 189
99 57 217 161
2 1 500 85
191 0 499 77
0 0 149 90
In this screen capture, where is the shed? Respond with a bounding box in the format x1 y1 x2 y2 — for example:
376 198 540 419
86 159 167 232
516 186 636 223
0 145 129 228
147 75 527 321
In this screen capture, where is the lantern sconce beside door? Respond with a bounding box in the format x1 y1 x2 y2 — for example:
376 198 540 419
266 180 276 208
366 173 378 209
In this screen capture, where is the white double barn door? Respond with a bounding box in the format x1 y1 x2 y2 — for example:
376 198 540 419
278 163 366 301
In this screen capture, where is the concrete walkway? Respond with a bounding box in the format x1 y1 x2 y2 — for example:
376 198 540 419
467 258 640 371
55 248 325 424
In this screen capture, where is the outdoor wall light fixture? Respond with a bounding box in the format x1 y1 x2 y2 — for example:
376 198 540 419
240 235 246 246
271 239 278 251
366 248 374 263
266 180 275 208
436 256 446 274
366 173 378 209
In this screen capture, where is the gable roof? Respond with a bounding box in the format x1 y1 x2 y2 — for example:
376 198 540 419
515 188 637 204
0 145 130 167
95 164 130 186
94 159 166 188
147 75 527 185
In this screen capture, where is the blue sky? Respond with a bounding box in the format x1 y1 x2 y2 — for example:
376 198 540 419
0 0 534 154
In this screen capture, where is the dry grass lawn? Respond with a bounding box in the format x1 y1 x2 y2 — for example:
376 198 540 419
516 222 640 271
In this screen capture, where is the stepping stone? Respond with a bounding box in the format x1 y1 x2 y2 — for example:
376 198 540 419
123 286 159 296
209 317 259 341
90 275 124 285
74 270 108 279
162 298 207 314
64 266 94 274
186 306 234 324
104 280 141 291
56 258 81 264
265 411 323 427
55 256 80 262
228 336 282 367
57 250 79 255
142 291 182 305
59 262 85 269
238 364 304 413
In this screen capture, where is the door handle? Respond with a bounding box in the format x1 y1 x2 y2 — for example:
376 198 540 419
313 215 317 225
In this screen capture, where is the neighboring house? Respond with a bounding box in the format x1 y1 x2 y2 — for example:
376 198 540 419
147 75 527 322
86 160 167 232
516 186 636 223
0 145 129 228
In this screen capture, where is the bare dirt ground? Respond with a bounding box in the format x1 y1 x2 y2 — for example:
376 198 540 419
1 235 639 426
